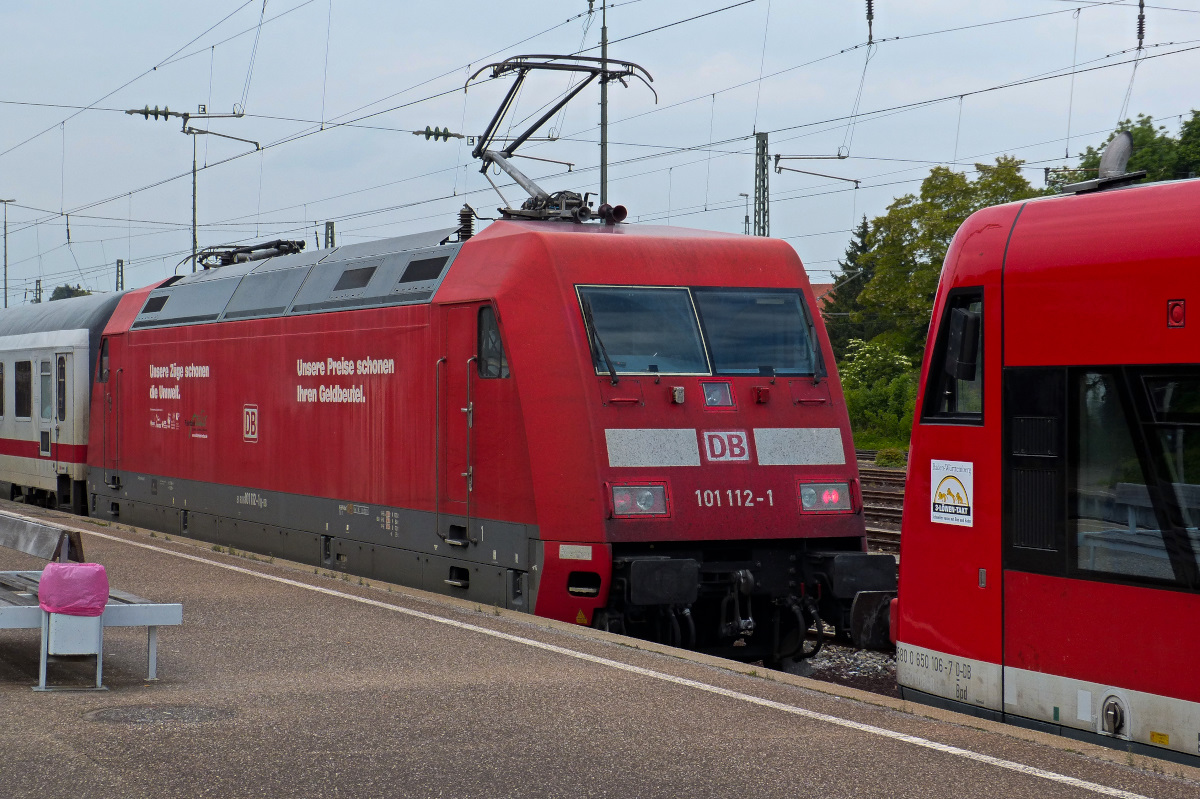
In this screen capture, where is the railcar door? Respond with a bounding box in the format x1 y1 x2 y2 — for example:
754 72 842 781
99 337 120 485
37 359 53 459
441 304 478 535
52 353 72 468
439 301 516 542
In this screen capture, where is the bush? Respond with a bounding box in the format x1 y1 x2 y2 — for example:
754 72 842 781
844 371 918 448
839 338 912 388
838 338 918 448
874 448 907 468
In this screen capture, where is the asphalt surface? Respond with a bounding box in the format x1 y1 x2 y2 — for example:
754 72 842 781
2 506 1199 799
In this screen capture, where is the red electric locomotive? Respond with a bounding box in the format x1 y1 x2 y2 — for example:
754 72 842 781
895 136 1200 763
0 54 895 662
0 217 895 663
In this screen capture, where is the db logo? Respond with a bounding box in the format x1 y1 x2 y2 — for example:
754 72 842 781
243 405 259 443
703 430 750 462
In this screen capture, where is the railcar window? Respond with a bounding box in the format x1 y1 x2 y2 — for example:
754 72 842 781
1141 375 1200 575
1073 372 1176 582
15 361 31 419
477 306 510 379
57 356 66 422
577 286 709 376
922 290 983 423
400 256 447 283
692 289 817 376
0 363 5 416
39 362 52 421
142 295 168 314
333 265 376 292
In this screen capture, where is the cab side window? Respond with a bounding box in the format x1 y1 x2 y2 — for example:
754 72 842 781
922 289 983 423
98 338 110 383
477 305 510 379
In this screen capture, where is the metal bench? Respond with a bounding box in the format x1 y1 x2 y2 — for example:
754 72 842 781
0 509 182 691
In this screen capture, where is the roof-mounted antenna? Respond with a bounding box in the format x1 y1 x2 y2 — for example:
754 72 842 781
1061 130 1146 194
466 55 654 222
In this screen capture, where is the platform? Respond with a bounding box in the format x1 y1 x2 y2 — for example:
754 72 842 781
1 504 1197 799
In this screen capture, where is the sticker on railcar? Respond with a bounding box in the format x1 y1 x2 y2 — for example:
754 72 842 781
931 460 973 527
559 545 593 561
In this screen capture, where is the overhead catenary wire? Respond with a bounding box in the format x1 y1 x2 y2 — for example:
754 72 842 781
752 0 772 132
320 0 333 129
15 24 1192 249
1118 0 1147 123
1066 9 1082 158
238 1 270 114
0 0 257 164
6 3 1198 292
17 110 1161 289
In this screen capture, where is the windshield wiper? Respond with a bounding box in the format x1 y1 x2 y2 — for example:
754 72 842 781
580 297 619 385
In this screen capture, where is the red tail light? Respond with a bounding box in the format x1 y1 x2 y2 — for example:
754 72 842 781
798 481 853 512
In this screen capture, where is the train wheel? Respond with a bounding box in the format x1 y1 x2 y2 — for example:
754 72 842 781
765 599 824 673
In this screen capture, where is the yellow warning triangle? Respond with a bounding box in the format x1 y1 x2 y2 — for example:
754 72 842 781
575 609 587 625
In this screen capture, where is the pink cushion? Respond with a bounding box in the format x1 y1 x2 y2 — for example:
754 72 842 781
38 562 110 617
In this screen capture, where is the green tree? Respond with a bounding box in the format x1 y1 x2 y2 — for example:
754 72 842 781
840 338 918 448
49 283 91 301
857 156 1042 359
822 215 885 360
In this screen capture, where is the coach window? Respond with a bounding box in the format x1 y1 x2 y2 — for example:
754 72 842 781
1072 371 1179 584
57 356 67 422
39 362 52 420
477 305 510 379
0 363 5 416
922 289 983 423
15 361 31 419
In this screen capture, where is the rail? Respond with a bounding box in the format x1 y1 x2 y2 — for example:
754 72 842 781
857 455 906 553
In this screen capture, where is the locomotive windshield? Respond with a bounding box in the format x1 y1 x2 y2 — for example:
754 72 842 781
578 287 710 374
693 289 816 376
576 285 816 377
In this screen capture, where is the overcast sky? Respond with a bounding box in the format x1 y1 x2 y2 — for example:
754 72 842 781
1 0 1198 302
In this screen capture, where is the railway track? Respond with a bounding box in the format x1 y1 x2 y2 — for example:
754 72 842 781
856 455 906 553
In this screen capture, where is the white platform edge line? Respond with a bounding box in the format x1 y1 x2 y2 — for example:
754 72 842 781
78 526 1151 799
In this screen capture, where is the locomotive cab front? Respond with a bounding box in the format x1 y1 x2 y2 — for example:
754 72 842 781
473 222 897 664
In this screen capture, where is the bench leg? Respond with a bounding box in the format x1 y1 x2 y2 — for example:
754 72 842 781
95 624 104 689
38 611 49 690
147 626 158 681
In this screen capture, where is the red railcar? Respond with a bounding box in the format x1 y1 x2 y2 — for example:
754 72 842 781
895 174 1200 764
0 219 895 662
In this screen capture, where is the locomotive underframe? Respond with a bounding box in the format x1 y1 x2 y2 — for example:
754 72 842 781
599 540 897 663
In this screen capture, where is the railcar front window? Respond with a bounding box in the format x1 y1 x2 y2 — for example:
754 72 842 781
693 289 816 376
577 287 708 375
